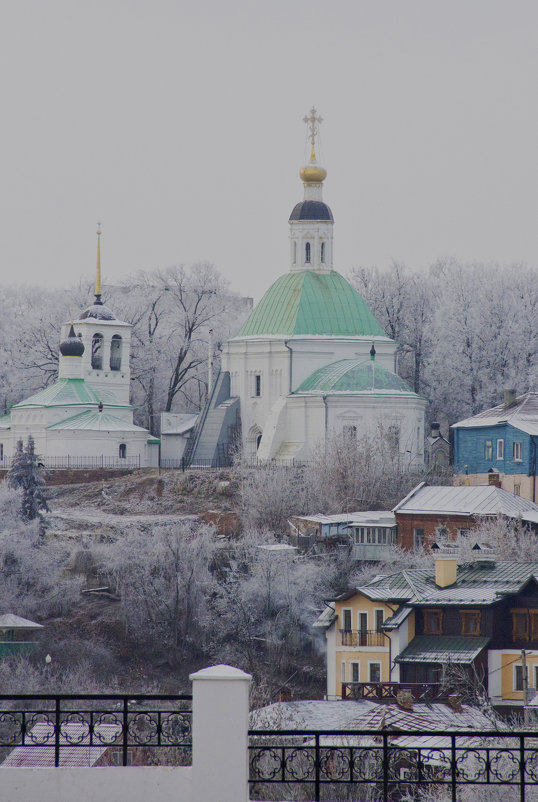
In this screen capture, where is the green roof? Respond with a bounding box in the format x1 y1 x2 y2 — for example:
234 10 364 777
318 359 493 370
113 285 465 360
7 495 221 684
47 409 147 432
14 379 128 409
235 271 387 338
295 359 414 394
394 636 490 665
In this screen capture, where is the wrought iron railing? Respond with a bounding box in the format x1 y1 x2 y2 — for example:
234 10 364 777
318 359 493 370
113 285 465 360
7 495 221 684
342 681 445 701
0 694 192 767
339 629 386 647
249 727 538 801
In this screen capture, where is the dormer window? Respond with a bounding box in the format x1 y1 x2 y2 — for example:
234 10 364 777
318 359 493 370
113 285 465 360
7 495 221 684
91 333 104 370
320 242 325 263
305 242 311 264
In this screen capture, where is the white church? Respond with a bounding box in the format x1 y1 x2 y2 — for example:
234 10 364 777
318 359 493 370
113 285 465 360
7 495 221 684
0 228 159 468
183 109 427 467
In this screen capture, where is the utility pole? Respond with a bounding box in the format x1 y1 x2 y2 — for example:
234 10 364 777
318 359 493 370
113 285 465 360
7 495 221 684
522 649 529 725
208 329 214 397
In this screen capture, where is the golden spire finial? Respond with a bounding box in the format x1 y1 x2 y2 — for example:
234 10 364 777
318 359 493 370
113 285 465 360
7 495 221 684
95 221 102 304
303 106 323 163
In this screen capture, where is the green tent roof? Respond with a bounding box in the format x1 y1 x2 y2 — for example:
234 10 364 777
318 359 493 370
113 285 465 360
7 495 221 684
46 409 147 432
295 359 414 394
14 379 128 409
235 270 387 338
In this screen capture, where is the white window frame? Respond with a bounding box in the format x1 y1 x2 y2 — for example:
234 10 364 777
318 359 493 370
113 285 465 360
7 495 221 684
368 661 382 683
342 608 353 632
496 439 504 460
374 608 384 632
514 484 521 497
514 663 528 692
357 611 368 632
513 442 522 461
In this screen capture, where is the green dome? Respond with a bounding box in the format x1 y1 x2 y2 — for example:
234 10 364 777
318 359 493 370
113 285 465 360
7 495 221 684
295 359 414 394
235 271 387 338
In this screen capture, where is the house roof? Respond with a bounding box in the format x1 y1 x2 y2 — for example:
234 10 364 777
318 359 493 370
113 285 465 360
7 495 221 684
382 605 413 630
0 614 43 630
393 482 538 519
335 559 538 612
394 635 490 664
234 270 388 339
452 392 538 436
46 409 149 433
313 603 336 629
13 378 128 410
1 722 121 767
250 698 494 732
292 511 395 527
160 413 199 435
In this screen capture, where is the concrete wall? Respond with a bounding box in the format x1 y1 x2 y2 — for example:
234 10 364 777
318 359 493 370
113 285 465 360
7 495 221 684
0 664 251 802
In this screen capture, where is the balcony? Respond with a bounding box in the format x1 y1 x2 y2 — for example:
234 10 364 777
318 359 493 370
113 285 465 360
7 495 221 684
341 681 445 701
339 629 386 647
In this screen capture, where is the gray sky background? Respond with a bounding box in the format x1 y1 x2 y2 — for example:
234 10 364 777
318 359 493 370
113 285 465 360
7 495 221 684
1 0 537 302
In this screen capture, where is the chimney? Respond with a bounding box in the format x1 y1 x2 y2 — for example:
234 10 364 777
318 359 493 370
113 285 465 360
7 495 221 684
396 689 414 711
432 545 458 587
430 422 441 438
447 693 463 712
504 388 517 409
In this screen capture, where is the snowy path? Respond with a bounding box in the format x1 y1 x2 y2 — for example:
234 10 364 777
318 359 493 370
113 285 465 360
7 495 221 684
46 508 197 527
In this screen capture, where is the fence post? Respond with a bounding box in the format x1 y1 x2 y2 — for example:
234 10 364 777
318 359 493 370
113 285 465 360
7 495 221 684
190 664 252 802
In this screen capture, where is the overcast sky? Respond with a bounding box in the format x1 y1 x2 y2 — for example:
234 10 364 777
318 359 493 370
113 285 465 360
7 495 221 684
1 0 537 302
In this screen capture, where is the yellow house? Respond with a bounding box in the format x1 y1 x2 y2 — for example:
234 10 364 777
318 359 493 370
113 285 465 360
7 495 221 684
315 551 538 707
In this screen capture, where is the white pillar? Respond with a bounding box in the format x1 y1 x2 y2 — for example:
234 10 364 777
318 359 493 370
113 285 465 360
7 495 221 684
190 664 252 802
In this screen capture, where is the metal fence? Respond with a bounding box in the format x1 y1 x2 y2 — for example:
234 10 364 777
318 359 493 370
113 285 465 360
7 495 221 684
0 456 141 470
0 694 192 767
249 727 538 801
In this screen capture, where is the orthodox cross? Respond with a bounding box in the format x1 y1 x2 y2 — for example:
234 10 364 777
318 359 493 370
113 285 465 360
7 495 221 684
303 107 323 160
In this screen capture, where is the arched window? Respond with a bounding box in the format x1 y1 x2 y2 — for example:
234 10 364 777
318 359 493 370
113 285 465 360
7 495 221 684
321 242 326 263
91 333 104 370
119 443 127 459
305 242 311 264
110 334 122 371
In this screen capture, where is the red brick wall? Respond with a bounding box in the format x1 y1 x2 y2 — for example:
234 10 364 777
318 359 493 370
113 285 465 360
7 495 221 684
396 512 477 550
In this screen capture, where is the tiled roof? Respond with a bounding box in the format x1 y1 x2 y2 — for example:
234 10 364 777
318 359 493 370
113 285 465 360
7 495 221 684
14 379 127 409
2 722 121 767
382 606 412 629
46 409 148 433
350 560 538 610
250 699 494 732
394 635 490 664
313 603 336 629
234 271 387 339
452 392 538 436
393 482 538 518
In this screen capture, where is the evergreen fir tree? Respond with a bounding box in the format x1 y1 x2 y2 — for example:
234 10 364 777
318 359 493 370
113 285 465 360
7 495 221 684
7 436 49 523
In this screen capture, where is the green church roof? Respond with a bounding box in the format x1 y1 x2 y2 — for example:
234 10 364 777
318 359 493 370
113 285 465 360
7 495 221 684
13 378 129 409
295 359 415 395
235 271 387 338
46 409 147 432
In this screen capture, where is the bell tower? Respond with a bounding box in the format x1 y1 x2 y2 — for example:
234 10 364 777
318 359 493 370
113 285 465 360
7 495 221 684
58 224 132 404
288 107 334 273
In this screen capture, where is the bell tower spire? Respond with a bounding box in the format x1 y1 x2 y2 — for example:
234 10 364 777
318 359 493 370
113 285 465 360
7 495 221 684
94 221 103 305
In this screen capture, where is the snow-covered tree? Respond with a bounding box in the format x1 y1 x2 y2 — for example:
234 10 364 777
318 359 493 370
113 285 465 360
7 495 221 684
7 436 48 524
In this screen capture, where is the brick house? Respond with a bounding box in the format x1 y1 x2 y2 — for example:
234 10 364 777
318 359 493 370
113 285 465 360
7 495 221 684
393 482 538 551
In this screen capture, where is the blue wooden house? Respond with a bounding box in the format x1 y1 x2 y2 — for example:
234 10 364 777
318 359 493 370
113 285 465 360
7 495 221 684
452 391 538 502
